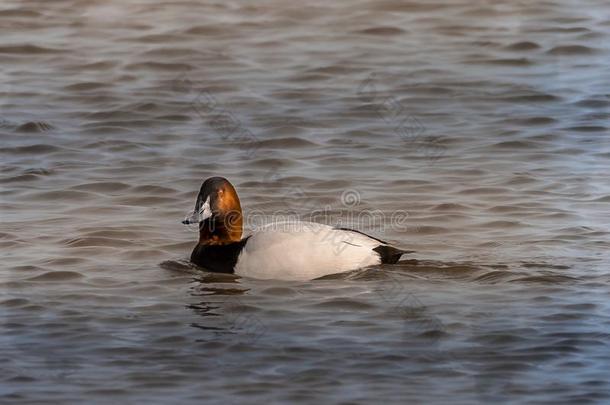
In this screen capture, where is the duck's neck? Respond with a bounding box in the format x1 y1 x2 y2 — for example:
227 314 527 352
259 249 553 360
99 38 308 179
198 214 242 245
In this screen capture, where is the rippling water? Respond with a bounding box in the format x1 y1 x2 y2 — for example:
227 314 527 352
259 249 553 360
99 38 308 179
2 0 610 403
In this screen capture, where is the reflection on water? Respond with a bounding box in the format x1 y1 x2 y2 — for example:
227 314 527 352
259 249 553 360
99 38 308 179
2 0 610 403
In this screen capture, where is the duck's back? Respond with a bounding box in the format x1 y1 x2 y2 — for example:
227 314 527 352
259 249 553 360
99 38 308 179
234 221 396 280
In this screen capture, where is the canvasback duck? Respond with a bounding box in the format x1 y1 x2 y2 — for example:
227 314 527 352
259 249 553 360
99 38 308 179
183 177 412 280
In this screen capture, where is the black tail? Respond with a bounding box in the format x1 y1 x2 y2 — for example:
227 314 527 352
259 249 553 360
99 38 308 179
373 245 415 264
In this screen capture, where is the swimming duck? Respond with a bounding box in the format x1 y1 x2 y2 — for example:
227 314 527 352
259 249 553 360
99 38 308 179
183 177 412 280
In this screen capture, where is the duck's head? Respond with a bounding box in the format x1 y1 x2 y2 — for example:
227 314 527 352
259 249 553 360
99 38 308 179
183 177 242 244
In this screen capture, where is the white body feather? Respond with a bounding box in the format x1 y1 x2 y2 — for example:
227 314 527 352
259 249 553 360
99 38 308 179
234 221 384 281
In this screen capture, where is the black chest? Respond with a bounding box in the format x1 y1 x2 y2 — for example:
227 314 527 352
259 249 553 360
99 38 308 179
190 238 249 273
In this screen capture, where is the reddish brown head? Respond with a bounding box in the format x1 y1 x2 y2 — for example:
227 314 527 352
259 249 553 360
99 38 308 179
183 177 242 244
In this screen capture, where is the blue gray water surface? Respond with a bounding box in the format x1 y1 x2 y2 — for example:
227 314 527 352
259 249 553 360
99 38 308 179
1 0 610 403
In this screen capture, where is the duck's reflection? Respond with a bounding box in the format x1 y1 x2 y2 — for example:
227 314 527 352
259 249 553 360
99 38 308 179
185 270 265 343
